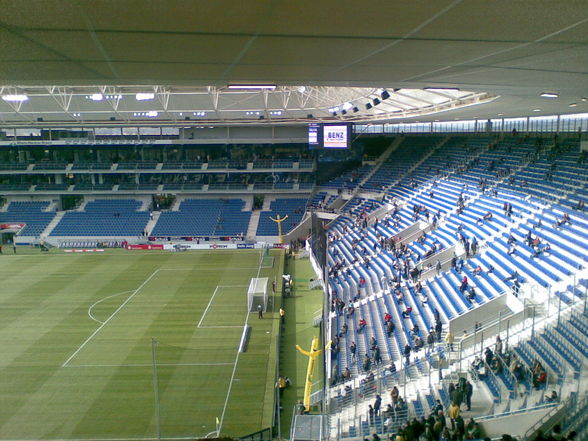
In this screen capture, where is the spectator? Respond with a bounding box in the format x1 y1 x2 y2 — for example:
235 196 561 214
467 419 481 439
484 347 494 365
373 394 382 416
439 427 451 441
448 402 460 430
471 237 478 255
363 354 371 372
495 335 503 354
446 330 455 351
435 321 443 341
551 424 564 440
467 286 476 301
373 345 382 365
402 306 413 318
554 212 571 228
426 329 435 351
404 344 411 364
358 317 367 332
465 380 473 411
342 367 351 381
390 385 400 403
545 390 558 403
386 320 395 337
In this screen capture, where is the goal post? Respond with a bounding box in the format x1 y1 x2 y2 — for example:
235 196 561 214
248 277 268 312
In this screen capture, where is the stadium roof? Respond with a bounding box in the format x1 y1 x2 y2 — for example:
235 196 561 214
1 0 587 125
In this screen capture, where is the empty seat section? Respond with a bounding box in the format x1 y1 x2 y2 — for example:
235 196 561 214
256 198 308 235
0 201 56 236
151 198 250 237
50 199 148 236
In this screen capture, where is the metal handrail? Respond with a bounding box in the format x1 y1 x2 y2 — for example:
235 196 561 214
523 394 576 440
476 401 558 423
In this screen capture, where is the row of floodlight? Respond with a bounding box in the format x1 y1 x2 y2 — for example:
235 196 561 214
0 93 154 103
329 89 395 116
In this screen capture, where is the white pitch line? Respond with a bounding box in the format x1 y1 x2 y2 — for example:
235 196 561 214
217 249 264 433
64 362 234 368
0 437 200 441
197 286 220 328
159 267 260 271
197 285 248 328
61 268 161 367
87 290 134 324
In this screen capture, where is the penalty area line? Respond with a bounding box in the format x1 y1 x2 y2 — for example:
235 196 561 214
64 362 234 368
61 268 161 368
197 285 248 328
0 437 201 441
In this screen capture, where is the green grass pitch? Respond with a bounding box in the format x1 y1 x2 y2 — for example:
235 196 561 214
0 248 283 440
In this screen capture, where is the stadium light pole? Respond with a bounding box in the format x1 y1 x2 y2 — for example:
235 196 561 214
151 338 162 441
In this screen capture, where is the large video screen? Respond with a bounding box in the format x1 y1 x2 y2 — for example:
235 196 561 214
308 123 320 146
308 123 352 149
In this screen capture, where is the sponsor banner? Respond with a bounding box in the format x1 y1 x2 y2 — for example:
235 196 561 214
272 243 289 249
64 249 105 253
161 242 266 251
209 243 229 249
237 243 255 249
0 223 26 230
323 125 348 148
126 244 164 251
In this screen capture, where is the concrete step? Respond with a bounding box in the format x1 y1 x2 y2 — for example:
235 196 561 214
247 210 262 240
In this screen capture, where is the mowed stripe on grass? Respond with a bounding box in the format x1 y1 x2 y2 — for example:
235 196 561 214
0 249 280 440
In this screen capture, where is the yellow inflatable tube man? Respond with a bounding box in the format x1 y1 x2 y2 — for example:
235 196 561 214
296 336 330 412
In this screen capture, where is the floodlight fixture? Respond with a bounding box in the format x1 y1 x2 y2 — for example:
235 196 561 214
2 94 28 102
136 93 155 101
540 92 558 98
228 84 276 90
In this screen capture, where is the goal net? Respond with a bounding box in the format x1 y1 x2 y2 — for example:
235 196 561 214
247 277 268 312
